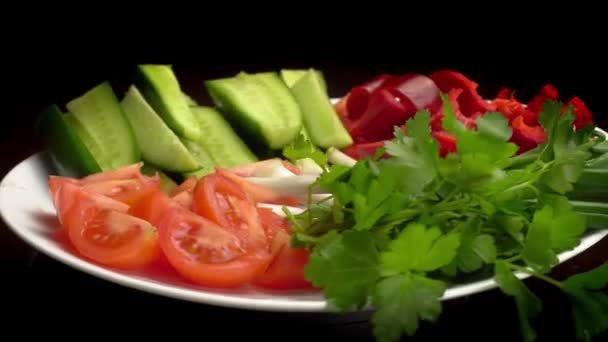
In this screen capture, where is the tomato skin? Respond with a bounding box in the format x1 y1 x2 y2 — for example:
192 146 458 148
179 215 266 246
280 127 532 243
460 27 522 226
252 209 313 290
157 206 272 288
128 189 174 228
50 179 129 226
63 188 160 269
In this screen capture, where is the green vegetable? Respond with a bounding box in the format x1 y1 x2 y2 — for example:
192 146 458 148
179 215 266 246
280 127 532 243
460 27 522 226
189 106 258 168
36 105 102 177
282 131 328 169
205 71 303 150
289 69 353 149
280 69 327 92
121 85 200 172
288 96 607 342
134 64 200 140
65 81 140 171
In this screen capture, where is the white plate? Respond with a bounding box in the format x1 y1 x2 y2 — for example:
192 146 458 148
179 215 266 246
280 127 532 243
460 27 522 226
1 151 607 312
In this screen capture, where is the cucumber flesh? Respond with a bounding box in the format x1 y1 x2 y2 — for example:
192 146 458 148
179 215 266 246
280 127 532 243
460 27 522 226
121 86 200 172
181 139 217 178
281 69 327 92
205 71 303 149
36 105 101 177
190 106 258 168
63 112 108 169
183 92 198 106
134 64 200 140
290 70 353 149
66 81 140 171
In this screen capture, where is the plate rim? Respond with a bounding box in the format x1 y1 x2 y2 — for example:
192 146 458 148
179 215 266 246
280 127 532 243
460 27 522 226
2 128 608 312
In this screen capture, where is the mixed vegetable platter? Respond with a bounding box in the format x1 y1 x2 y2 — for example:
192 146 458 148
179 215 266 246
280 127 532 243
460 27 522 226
37 65 608 342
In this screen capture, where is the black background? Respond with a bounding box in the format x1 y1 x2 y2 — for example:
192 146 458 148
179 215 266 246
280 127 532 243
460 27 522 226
1 15 607 341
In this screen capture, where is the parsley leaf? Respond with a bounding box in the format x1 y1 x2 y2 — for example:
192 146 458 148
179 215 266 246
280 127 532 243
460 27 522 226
282 130 328 168
538 101 592 194
562 263 608 342
384 111 439 194
304 230 379 310
494 260 543 342
562 263 608 341
442 219 497 275
521 206 560 273
380 222 460 274
372 273 446 342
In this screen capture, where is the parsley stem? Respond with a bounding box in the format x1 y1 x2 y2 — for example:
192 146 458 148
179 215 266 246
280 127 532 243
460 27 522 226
504 255 522 263
507 263 563 288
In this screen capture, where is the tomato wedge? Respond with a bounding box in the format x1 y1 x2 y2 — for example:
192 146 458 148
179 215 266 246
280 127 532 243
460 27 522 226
157 206 272 288
63 188 160 269
252 208 313 290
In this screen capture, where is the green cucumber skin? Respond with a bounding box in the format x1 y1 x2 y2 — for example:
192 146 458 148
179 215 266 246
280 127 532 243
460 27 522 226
66 81 140 171
36 105 102 178
121 86 200 173
190 106 258 168
204 71 303 150
63 112 109 170
290 70 353 149
134 64 200 140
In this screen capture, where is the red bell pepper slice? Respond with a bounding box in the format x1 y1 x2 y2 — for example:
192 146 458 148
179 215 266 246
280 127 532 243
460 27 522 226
430 69 495 116
345 74 391 120
510 115 547 153
430 88 477 131
496 87 511 99
432 130 457 157
527 84 559 114
493 98 537 125
342 141 387 160
380 74 442 114
349 89 410 143
567 96 594 129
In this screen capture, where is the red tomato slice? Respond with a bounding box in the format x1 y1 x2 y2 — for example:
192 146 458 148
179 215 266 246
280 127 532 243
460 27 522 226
50 179 129 226
63 188 160 269
82 175 161 206
157 206 272 288
128 189 174 228
78 162 145 185
252 208 313 290
192 173 268 250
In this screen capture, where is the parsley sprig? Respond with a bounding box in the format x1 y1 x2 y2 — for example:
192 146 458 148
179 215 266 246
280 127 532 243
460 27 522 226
287 96 608 342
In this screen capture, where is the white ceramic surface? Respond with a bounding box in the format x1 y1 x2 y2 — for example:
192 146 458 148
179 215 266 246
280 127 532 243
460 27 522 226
1 151 607 312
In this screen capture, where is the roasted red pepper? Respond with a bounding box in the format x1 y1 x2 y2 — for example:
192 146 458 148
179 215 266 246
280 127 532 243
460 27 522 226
430 69 496 116
510 115 547 153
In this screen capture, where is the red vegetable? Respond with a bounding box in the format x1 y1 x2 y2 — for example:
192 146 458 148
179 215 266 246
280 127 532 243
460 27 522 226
349 89 410 143
430 69 496 116
381 74 442 113
567 96 594 129
510 115 547 153
527 84 559 114
345 74 391 120
432 131 457 157
343 141 387 160
430 88 477 131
